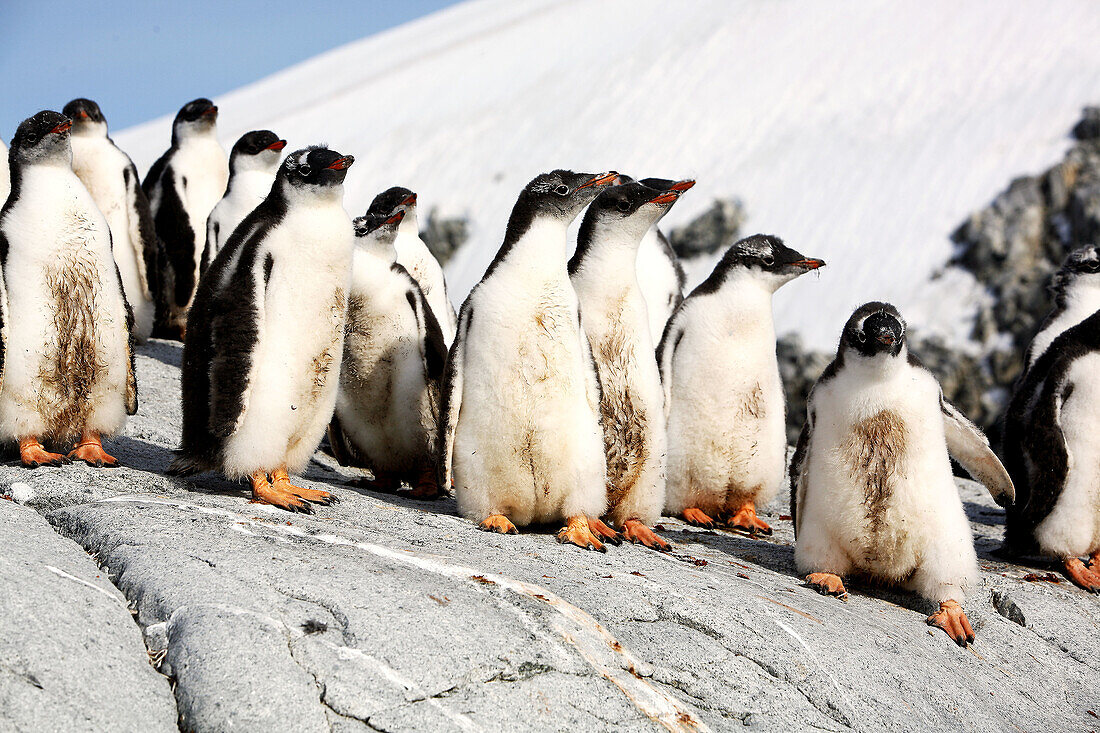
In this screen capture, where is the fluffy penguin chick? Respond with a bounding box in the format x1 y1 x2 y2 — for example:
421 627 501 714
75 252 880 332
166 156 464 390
201 130 285 275
569 180 692 551
142 98 228 339
0 110 137 467
660 234 823 534
170 147 356 512
789 302 1015 646
440 169 619 550
1003 245 1100 592
628 176 692 341
64 98 158 342
328 208 448 498
365 187 457 344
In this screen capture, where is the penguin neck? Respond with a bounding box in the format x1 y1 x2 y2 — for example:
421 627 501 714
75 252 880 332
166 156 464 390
844 347 908 384
499 215 570 279
570 226 643 290
173 122 218 149
355 236 398 266
716 270 777 315
226 164 276 199
1029 276 1100 367
397 206 419 238
70 121 108 141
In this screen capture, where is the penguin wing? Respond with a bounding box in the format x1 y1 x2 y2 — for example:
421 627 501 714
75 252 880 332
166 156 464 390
939 394 1014 507
110 252 139 415
0 248 7 393
655 304 686 418
200 214 218 279
398 267 447 381
123 162 156 299
439 297 472 490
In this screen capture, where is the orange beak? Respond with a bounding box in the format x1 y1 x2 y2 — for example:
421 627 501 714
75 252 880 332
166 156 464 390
325 155 354 170
51 120 72 135
648 191 680 205
266 140 287 151
400 193 417 207
790 258 825 270
670 179 695 192
577 171 618 190
385 210 405 226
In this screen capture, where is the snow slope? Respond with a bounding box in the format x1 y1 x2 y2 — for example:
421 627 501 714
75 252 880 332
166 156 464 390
117 0 1100 350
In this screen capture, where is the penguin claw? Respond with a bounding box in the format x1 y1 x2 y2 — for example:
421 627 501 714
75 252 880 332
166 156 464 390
19 440 67 469
556 516 606 552
926 600 974 647
1063 557 1100 593
621 519 672 551
805 572 848 599
724 501 773 536
478 514 519 535
588 517 622 546
681 507 719 528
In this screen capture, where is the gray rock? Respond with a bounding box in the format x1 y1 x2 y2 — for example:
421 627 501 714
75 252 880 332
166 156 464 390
420 207 469 267
0 497 177 732
667 198 747 259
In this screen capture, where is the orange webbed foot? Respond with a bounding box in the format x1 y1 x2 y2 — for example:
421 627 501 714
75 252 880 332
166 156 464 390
926 599 975 647
401 468 443 500
556 516 606 552
588 517 622 546
681 507 719 529
621 519 671 551
1088 552 1100 576
67 433 118 468
725 500 772 536
805 572 848 599
478 513 518 535
250 471 312 513
19 437 68 468
1064 557 1100 594
271 468 334 506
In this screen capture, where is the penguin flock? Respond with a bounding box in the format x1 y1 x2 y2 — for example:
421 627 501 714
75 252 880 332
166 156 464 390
1 97 1098 650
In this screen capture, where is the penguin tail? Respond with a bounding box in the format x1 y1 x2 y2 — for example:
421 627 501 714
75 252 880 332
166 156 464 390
167 452 209 477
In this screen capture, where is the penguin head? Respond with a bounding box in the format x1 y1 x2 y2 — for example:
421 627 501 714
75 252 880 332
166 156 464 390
841 302 906 359
1052 244 1100 300
10 110 73 167
579 180 688 245
710 234 825 293
366 186 418 230
352 209 403 262
172 98 218 143
62 98 107 137
280 147 354 195
516 170 619 223
229 130 286 174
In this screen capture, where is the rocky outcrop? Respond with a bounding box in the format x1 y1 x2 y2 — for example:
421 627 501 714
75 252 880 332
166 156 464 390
420 207 470 267
667 198 747 259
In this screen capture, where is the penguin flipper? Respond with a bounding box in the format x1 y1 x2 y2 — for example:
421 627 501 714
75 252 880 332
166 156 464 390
789 407 814 539
124 162 156 300
438 298 471 490
655 305 685 419
939 395 1014 507
111 255 139 415
401 271 447 381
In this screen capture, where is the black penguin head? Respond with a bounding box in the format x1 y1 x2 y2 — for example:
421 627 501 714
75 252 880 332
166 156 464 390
708 234 825 293
229 130 286 172
353 209 403 260
579 181 685 244
516 169 619 223
63 98 107 136
172 98 218 142
10 110 73 166
1052 244 1100 299
366 186 418 222
280 146 354 192
841 302 907 359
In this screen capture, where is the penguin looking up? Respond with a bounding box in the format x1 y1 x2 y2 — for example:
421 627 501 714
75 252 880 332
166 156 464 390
170 146 356 512
568 180 692 551
790 303 1014 645
660 234 824 534
201 130 286 275
64 98 158 342
142 98 228 339
1002 245 1100 591
441 169 620 550
0 110 137 467
328 208 448 499
364 187 458 344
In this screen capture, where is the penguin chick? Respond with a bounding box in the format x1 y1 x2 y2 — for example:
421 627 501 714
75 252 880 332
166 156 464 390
660 234 823 534
625 175 691 342
364 187 458 344
142 98 228 339
440 169 620 551
201 130 286 275
790 302 1014 646
0 110 137 467
1003 245 1100 592
569 181 692 551
64 98 158 342
170 146 356 512
328 208 448 499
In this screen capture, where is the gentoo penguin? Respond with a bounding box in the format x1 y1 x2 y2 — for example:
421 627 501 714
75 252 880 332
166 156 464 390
568 181 690 550
0 111 137 467
790 302 1015 645
659 234 823 534
328 209 448 498
440 170 620 550
201 130 285 275
1003 245 1100 591
364 187 457 343
0 139 10 203
142 98 228 339
170 147 355 512
64 98 158 342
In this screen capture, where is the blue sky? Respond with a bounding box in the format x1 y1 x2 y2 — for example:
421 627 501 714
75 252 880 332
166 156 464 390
0 0 459 140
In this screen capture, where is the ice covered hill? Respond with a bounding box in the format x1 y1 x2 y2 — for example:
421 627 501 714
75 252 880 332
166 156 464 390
117 0 1100 351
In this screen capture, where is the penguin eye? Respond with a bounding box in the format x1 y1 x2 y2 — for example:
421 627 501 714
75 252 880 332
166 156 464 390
616 200 631 213
554 184 570 196
299 163 312 177
856 331 867 343
762 255 775 266
1087 261 1100 271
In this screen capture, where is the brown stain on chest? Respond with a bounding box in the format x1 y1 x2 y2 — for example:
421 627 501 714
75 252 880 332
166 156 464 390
841 409 908 535
736 383 766 419
595 323 649 510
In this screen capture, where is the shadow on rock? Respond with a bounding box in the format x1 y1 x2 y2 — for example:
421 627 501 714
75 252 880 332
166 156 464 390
138 339 183 369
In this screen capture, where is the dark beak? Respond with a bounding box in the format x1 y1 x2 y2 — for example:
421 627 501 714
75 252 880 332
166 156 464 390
400 193 417 207
385 210 405 226
875 331 896 347
266 140 287 151
326 155 354 170
789 258 825 270
51 120 72 135
669 179 695 192
577 171 618 190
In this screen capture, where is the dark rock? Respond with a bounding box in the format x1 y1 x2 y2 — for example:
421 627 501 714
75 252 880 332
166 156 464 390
667 198 746 259
777 334 831 444
419 207 469 266
1071 106 1100 141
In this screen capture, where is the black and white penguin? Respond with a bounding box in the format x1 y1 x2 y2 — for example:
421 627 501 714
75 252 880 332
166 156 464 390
440 170 620 550
624 175 690 341
364 187 457 344
170 147 355 512
789 302 1015 645
142 98 228 339
659 234 823 533
328 208 448 498
0 139 10 203
64 98 158 341
201 130 285 275
1003 245 1100 591
568 181 689 551
0 111 137 467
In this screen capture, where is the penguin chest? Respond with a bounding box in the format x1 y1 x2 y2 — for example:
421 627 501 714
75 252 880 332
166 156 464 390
514 281 582 390
838 409 911 560
71 141 127 220
1044 353 1100 551
175 141 228 230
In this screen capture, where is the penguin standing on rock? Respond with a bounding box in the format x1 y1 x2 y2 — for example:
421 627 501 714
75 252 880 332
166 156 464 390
0 111 137 467
143 98 228 338
364 187 457 343
569 180 693 550
64 98 158 342
440 170 620 550
1003 245 1100 592
170 147 355 512
660 234 823 534
201 130 285 275
328 208 448 498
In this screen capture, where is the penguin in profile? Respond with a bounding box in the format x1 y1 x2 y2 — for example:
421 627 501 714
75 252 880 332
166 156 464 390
440 169 620 550
1002 245 1100 591
790 303 1014 645
0 111 137 467
170 147 355 512
328 208 448 498
364 187 457 343
0 139 10 203
201 130 285 275
142 98 228 339
569 180 692 550
64 98 158 342
660 234 824 534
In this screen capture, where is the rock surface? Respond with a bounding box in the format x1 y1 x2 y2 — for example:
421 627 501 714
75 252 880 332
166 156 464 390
2 339 1099 732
